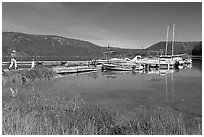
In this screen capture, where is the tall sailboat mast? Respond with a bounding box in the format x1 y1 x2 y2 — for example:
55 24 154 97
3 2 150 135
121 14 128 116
165 26 169 55
172 24 175 55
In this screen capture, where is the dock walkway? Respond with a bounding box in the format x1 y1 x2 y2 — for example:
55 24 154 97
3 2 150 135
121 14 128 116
53 66 97 74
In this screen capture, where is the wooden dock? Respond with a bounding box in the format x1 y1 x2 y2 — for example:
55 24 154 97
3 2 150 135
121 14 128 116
53 66 97 74
3 68 31 72
2 60 89 66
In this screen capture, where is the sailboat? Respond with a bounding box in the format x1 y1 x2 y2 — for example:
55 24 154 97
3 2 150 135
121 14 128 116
169 25 192 65
159 24 177 69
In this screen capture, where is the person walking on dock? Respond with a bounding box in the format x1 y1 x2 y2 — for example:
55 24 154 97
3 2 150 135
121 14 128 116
31 59 35 69
8 50 17 70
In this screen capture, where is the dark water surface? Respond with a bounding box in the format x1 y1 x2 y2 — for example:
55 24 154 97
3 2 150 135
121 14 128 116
3 59 202 116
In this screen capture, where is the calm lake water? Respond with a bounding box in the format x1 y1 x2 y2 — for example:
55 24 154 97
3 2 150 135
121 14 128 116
2 59 202 116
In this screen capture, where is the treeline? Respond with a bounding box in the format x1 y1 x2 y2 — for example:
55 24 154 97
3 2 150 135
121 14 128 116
2 32 143 60
192 42 202 56
2 32 202 60
146 41 202 55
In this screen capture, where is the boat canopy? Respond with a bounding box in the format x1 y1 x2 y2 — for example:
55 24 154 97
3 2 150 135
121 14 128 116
160 56 172 59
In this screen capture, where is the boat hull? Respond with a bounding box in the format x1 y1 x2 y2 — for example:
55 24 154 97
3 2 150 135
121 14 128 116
53 66 97 74
159 64 174 69
104 67 132 71
102 63 132 71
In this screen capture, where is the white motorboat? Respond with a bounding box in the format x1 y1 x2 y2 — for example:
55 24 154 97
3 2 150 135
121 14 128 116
102 63 132 71
172 56 185 65
184 58 192 64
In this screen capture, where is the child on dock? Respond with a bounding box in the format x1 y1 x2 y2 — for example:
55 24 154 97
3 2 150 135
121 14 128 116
31 59 35 69
8 50 17 70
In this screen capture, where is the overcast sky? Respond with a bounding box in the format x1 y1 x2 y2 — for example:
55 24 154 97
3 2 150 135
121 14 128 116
2 2 202 49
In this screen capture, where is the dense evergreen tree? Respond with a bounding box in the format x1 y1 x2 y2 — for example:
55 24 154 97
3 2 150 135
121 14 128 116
192 42 202 56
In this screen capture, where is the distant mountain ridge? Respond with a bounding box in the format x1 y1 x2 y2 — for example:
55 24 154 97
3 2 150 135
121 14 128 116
2 32 202 61
2 32 104 58
146 41 202 55
2 32 143 61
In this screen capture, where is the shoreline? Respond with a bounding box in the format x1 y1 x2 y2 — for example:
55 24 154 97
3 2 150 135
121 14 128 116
2 89 202 135
2 66 202 135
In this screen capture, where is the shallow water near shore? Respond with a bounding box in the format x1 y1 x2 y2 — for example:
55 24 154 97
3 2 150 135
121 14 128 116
2 59 202 117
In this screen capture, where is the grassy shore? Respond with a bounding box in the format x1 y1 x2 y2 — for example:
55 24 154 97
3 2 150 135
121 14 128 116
2 67 202 135
2 88 202 135
2 67 57 84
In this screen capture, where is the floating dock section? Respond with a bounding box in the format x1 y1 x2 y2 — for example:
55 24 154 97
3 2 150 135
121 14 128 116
53 66 97 74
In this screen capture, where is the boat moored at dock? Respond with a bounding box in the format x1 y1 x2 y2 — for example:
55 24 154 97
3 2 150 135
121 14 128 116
159 55 175 69
101 63 133 71
53 66 97 74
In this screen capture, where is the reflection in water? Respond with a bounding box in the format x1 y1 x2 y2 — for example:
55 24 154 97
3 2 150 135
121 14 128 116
164 70 175 105
192 59 202 71
102 71 118 79
171 72 174 102
87 72 98 79
9 87 18 97
2 60 202 116
101 71 130 79
146 68 174 76
165 74 169 103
